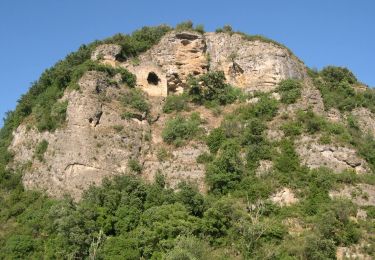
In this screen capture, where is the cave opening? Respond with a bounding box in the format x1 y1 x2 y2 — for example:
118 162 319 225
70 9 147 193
147 72 160 85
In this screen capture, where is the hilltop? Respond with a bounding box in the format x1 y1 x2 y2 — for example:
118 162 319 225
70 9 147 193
0 22 374 259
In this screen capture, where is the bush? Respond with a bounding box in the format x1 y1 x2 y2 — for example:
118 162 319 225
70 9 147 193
162 113 202 146
175 20 194 31
277 79 302 104
122 88 150 114
206 128 226 154
206 140 243 194
163 94 189 113
320 66 357 85
105 25 172 61
188 71 240 105
128 159 142 173
34 140 48 162
303 235 336 260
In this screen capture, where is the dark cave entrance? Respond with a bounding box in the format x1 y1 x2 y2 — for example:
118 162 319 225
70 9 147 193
147 72 160 85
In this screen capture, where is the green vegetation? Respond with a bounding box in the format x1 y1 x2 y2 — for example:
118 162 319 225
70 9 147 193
162 94 189 113
277 79 302 104
104 25 172 61
162 113 203 146
175 20 205 34
163 71 242 114
34 140 49 162
128 159 142 173
216 25 295 56
188 71 241 106
122 88 150 114
311 66 375 112
1 24 375 259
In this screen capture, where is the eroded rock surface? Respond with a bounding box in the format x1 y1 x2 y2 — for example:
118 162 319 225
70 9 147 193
94 31 306 97
205 32 306 92
295 136 368 174
10 71 149 199
270 188 299 207
351 107 375 136
329 184 375 206
91 44 121 61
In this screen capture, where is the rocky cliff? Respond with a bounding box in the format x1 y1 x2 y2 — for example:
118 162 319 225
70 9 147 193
3 24 375 259
7 29 375 203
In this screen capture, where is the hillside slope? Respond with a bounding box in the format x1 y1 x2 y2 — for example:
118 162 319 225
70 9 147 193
0 23 374 259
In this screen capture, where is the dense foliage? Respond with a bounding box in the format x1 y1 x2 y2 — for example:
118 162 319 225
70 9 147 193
277 79 302 104
188 71 241 106
162 113 203 146
310 66 375 112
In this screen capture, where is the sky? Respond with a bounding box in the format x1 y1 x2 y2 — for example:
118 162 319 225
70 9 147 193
0 0 374 127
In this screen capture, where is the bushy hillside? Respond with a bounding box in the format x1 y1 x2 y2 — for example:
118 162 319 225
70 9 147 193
0 22 374 259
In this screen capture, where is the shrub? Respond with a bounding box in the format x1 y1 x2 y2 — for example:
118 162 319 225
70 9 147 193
303 235 336 260
277 79 302 104
188 71 240 105
156 147 171 162
206 140 243 194
175 20 194 31
320 66 357 85
34 140 49 161
162 113 202 146
128 159 142 173
215 25 233 34
274 139 300 173
105 25 172 61
122 88 150 114
162 94 189 113
206 128 226 154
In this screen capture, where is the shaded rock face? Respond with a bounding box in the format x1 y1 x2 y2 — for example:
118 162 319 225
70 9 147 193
9 70 209 200
10 71 149 199
295 136 368 174
100 31 305 97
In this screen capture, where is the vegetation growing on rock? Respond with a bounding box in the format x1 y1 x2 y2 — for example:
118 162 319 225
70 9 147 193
0 24 375 259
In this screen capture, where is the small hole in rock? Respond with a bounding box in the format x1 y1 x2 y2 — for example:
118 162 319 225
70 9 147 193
147 72 160 85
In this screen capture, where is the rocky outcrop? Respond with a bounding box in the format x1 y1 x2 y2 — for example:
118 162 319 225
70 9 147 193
10 71 149 199
205 32 306 92
142 143 208 193
270 188 299 206
351 107 375 136
256 160 273 177
94 31 306 97
91 44 121 62
329 184 375 206
295 136 368 174
123 31 208 97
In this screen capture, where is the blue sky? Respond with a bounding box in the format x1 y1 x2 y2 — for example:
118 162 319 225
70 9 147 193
1 0 374 127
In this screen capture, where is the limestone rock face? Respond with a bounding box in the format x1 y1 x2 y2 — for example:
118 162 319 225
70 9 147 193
351 107 375 136
295 136 368 174
329 184 375 206
10 71 149 199
124 31 208 97
93 31 306 97
11 30 369 200
205 32 306 92
270 188 298 207
142 143 208 193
